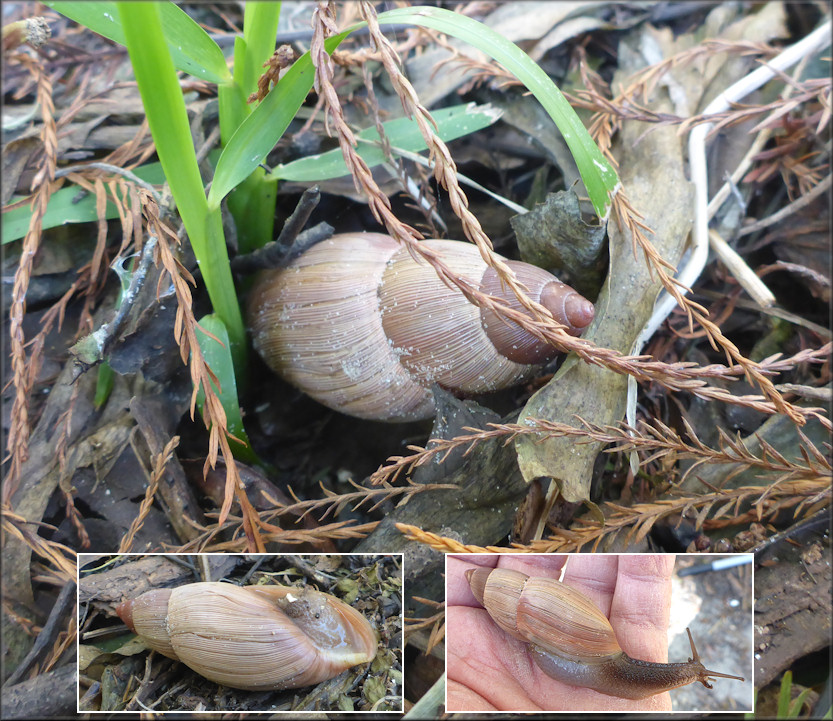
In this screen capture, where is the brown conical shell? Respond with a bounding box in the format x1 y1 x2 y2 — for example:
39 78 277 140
467 567 621 660
515 576 620 659
247 233 594 422
164 582 377 691
379 240 541 393
118 582 377 691
480 263 594 363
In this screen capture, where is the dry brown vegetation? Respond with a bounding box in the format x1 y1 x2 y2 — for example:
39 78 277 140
1 0 829 716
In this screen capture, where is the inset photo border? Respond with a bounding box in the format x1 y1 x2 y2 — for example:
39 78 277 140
445 553 753 713
77 553 403 713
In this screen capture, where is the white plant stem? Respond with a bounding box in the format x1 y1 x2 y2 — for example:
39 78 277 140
626 21 831 458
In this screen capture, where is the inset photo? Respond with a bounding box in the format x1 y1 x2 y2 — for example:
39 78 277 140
446 553 752 713
77 554 402 713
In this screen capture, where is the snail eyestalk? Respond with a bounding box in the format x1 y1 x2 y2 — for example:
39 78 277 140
686 627 746 688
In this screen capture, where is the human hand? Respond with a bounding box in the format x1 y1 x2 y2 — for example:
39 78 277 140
446 554 675 712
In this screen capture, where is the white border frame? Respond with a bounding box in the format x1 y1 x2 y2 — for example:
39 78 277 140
444 552 754 714
76 552 405 714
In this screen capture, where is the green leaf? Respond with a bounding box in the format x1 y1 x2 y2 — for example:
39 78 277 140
778 671 793 719
208 32 350 209
94 363 115 410
270 102 503 182
788 685 815 718
195 314 258 463
373 6 618 219
46 1 231 85
2 163 167 244
240 3 282 98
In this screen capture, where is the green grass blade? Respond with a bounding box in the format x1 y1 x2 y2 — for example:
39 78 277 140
46 1 232 85
222 4 283 254
218 0 283 145
208 32 350 209
218 39 252 143
778 671 793 718
117 2 245 368
789 686 815 718
270 102 502 182
373 6 619 219
240 3 282 98
3 163 167 244
117 2 209 242
195 314 259 464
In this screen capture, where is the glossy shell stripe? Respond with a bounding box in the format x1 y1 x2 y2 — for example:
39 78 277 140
379 240 540 393
466 567 528 643
164 583 376 691
515 576 621 659
467 568 620 659
248 233 434 421
479 263 590 363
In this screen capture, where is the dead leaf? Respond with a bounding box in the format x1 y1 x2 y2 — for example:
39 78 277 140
514 28 695 503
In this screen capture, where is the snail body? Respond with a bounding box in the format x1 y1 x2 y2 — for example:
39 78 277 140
115 581 377 691
247 233 594 422
466 568 744 700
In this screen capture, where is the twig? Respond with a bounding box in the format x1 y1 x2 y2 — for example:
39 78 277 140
274 186 322 249
396 474 830 554
371 414 831 488
119 436 180 553
738 173 832 236
695 289 831 340
54 162 162 203
140 191 267 551
626 22 831 428
261 478 459 523
179 519 380 552
230 221 333 274
705 52 809 220
672 21 831 342
4 581 76 686
0 508 77 582
69 236 158 372
708 229 775 308
230 188 333 274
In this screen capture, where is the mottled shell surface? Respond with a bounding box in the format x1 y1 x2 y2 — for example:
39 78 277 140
248 233 594 422
467 568 621 660
117 582 377 691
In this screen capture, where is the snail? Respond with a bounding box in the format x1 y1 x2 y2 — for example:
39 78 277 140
465 568 744 700
247 233 594 422
115 581 378 691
